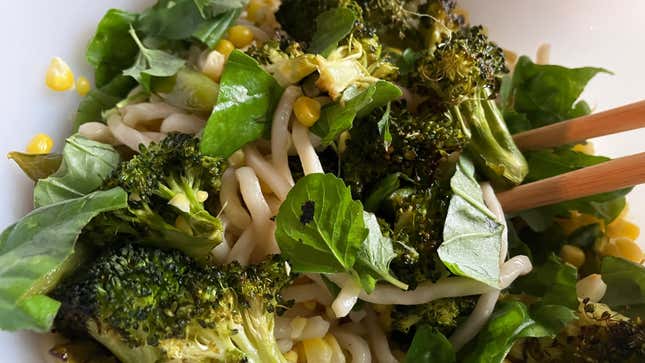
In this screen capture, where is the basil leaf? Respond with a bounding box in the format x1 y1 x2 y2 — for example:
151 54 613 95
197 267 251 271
460 301 574 363
87 9 139 87
439 155 503 287
123 27 185 90
405 325 456 363
312 81 401 146
308 8 357 56
601 256 645 317
7 152 62 181
506 56 610 131
73 75 137 131
34 135 121 208
194 0 248 18
200 50 283 157
511 254 579 309
193 8 242 48
137 0 204 40
355 212 408 292
0 188 128 332
275 173 367 273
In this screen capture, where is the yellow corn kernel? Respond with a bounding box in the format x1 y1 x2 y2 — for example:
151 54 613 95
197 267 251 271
26 133 54 154
284 351 298 363
323 334 345 363
560 244 586 268
557 212 604 236
572 142 595 155
613 238 644 263
76 76 91 96
294 96 321 127
215 39 235 57
227 25 254 48
302 338 332 363
607 218 640 241
46 57 75 91
246 0 268 23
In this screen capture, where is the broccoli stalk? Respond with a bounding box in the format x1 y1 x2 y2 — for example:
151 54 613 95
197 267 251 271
51 244 293 363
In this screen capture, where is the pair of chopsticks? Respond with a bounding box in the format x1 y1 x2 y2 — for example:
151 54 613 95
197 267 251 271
496 100 645 214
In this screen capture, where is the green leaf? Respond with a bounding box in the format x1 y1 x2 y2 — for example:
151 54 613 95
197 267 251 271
137 0 204 40
460 301 575 363
395 48 422 77
439 156 503 287
7 152 62 181
73 75 137 132
355 212 408 292
87 9 139 87
193 8 242 48
601 256 645 317
377 102 393 149
123 27 185 90
34 135 121 208
405 325 456 363
364 173 402 213
506 56 610 131
524 147 609 182
308 8 357 56
275 173 367 273
194 0 248 18
0 188 128 332
312 81 401 146
511 254 579 309
200 50 284 157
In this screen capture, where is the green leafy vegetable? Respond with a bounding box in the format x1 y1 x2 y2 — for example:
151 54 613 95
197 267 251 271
311 81 401 146
512 254 579 309
200 50 283 157
308 8 357 56
405 325 456 363
601 256 645 317
7 152 62 181
87 9 139 87
275 173 366 273
376 102 393 149
439 155 503 287
0 188 128 332
34 135 121 208
460 301 575 363
355 212 408 292
364 173 402 213
152 68 219 112
123 27 185 90
504 56 610 131
73 75 137 131
193 8 242 48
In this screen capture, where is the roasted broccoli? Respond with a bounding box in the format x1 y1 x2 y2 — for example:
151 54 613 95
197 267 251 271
389 297 476 336
247 38 318 87
413 26 528 187
514 301 645 363
100 133 227 260
51 244 294 363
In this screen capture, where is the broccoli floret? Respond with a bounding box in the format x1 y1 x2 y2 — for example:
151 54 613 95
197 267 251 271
51 244 294 363
389 297 476 336
517 302 645 362
413 26 528 187
101 133 227 260
342 104 466 199
247 38 318 87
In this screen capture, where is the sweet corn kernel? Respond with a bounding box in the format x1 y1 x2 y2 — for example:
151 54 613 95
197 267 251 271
557 212 604 236
302 338 332 363
46 57 75 91
215 39 235 56
607 218 640 241
613 237 644 263
284 351 298 363
572 142 595 155
293 96 321 127
560 244 586 268
227 25 254 48
26 133 54 154
76 76 91 96
246 0 268 23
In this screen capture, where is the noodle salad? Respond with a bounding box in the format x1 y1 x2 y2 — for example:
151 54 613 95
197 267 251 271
2 1 645 362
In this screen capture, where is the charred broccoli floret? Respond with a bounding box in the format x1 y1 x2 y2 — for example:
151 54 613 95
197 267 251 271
390 297 476 336
100 133 227 260
413 26 527 187
247 38 317 87
51 244 293 363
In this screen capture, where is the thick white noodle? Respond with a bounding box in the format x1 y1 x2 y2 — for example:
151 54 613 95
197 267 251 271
121 102 181 127
293 316 330 341
272 86 302 185
276 339 293 354
160 113 206 134
198 49 226 82
499 255 533 288
265 194 281 216
78 122 120 145
225 227 254 265
141 131 166 143
220 168 252 231
481 182 508 262
244 145 292 200
282 283 333 306
236 167 272 222
331 276 362 318
292 121 324 175
332 329 372 363
365 308 399 363
275 316 292 340
107 113 154 151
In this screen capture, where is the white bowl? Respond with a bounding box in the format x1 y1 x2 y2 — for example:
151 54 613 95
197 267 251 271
1 0 644 361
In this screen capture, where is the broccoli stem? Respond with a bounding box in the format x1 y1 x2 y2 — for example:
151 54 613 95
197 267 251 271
451 89 528 188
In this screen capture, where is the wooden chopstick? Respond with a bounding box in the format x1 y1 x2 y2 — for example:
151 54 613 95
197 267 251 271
512 100 645 151
497 152 645 214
